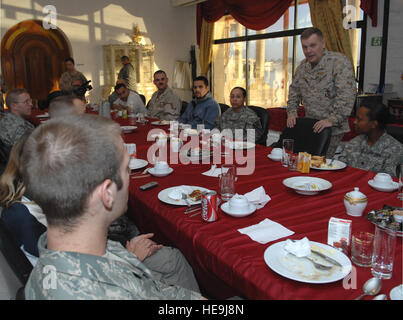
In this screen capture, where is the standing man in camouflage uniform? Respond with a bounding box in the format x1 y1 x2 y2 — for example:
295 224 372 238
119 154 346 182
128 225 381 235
118 56 136 91
0 88 34 148
286 27 356 157
21 114 203 300
337 102 403 177
147 70 182 121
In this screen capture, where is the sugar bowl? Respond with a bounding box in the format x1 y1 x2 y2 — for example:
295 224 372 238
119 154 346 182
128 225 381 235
344 187 368 217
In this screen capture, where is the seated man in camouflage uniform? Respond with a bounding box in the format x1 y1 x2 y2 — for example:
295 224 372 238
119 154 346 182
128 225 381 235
0 88 35 149
21 114 203 300
336 102 403 177
215 87 263 143
147 70 181 121
286 27 356 158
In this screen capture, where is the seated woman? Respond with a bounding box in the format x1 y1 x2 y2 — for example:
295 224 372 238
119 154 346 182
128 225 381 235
336 101 403 177
0 133 45 266
215 87 263 143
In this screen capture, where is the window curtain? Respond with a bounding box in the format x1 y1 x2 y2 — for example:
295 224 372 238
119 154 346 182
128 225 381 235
199 17 215 76
360 0 378 27
308 0 354 66
196 0 293 77
197 0 293 45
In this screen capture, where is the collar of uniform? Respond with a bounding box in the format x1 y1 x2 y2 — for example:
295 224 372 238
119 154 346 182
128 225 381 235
37 233 153 280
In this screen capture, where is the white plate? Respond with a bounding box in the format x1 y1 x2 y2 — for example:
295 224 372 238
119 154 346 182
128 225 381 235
121 126 137 133
368 179 399 192
390 284 403 300
226 141 255 150
129 159 148 170
283 176 332 195
310 159 347 171
158 185 211 206
264 241 352 284
148 167 173 177
221 202 256 217
36 113 49 118
151 120 169 126
268 154 282 161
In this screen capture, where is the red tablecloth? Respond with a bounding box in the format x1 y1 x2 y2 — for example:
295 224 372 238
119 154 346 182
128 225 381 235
120 119 402 300
29 109 402 300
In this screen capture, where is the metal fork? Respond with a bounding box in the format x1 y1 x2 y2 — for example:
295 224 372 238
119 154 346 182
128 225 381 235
182 193 191 208
288 252 333 271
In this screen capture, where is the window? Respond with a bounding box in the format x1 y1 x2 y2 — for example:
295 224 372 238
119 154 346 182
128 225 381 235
212 0 365 108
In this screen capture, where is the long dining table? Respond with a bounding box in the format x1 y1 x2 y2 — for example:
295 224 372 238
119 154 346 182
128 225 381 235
118 117 402 300
29 109 402 300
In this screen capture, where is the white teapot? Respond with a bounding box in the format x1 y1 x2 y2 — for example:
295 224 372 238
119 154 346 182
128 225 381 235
344 187 368 217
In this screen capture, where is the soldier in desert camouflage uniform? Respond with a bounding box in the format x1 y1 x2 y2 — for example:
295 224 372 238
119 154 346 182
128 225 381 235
21 114 203 300
147 70 182 121
337 103 403 177
215 87 263 143
0 88 34 148
287 28 356 157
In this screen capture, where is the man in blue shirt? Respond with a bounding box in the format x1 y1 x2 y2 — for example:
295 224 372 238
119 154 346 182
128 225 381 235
179 76 219 129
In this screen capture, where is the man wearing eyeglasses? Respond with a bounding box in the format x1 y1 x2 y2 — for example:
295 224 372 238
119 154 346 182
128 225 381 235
0 88 35 149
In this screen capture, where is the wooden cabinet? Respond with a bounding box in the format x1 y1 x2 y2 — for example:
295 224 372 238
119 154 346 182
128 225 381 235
102 43 155 102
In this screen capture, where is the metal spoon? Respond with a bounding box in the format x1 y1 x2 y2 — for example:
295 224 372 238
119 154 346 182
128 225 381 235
372 294 387 300
354 277 382 300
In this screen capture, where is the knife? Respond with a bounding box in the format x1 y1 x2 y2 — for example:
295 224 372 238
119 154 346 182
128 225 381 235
311 248 342 267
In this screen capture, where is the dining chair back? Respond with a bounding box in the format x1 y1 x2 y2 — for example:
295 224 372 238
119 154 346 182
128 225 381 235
247 106 270 146
219 103 230 115
272 117 332 156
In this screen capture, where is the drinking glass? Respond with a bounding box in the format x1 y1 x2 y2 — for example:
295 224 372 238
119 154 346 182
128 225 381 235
282 139 294 167
219 164 235 201
288 154 298 171
371 225 397 279
351 232 374 267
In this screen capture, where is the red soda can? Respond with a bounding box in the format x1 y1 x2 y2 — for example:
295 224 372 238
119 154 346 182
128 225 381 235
201 191 218 222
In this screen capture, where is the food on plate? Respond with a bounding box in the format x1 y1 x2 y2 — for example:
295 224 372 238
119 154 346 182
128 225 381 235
296 182 319 191
311 156 326 168
189 189 202 201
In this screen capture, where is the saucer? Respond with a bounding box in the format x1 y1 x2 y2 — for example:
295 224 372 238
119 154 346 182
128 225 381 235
268 153 282 161
221 202 256 218
390 284 403 300
368 179 399 192
148 167 173 177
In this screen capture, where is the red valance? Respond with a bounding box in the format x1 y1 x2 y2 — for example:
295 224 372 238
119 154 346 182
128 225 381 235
197 0 293 45
360 0 377 27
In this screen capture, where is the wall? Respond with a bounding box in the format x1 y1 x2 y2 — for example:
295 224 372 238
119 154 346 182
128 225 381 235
364 0 403 100
0 0 197 102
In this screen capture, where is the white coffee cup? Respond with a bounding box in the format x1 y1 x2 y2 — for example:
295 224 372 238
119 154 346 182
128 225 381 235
154 161 169 172
373 173 393 186
271 148 282 158
228 194 249 212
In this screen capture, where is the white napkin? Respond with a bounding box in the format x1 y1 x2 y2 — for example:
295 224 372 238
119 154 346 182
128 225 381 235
238 218 294 244
202 165 229 177
243 186 271 209
284 237 311 257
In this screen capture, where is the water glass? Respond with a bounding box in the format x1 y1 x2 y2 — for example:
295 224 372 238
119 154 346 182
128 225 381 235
124 143 136 158
219 164 235 201
371 225 397 279
288 154 298 171
351 232 374 267
282 139 294 167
